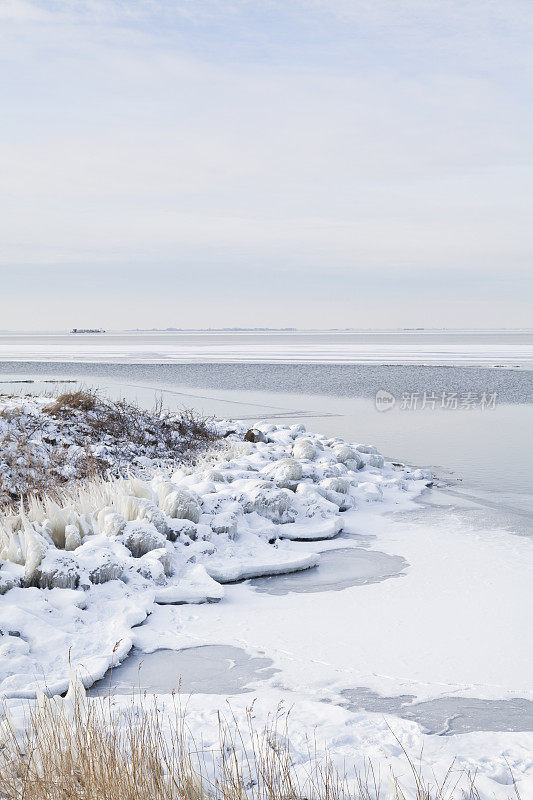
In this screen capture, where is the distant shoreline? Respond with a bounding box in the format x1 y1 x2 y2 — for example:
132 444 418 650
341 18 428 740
0 327 532 335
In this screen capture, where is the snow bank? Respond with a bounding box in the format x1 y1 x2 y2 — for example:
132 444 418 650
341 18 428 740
0 412 430 698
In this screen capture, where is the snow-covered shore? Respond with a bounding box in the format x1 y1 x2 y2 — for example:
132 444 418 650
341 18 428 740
0 395 430 697
1 395 532 799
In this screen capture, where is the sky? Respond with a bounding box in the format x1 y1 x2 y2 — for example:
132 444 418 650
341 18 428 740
0 0 531 330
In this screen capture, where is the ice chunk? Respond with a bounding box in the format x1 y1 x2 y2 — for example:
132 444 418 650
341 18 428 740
205 550 319 583
276 517 342 541
154 564 224 604
64 524 82 551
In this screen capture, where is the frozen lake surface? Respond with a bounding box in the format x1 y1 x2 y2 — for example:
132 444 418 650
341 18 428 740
0 329 532 367
93 645 278 696
341 687 533 736
250 547 407 594
2 335 533 797
1 359 531 499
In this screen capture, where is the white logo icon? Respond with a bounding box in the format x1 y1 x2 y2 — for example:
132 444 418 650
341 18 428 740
375 390 395 412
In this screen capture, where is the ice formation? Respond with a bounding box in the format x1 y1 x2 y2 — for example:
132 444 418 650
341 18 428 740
0 413 431 698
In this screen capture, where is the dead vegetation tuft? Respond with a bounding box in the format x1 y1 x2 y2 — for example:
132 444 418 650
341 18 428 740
0 688 521 800
0 388 218 509
45 388 99 414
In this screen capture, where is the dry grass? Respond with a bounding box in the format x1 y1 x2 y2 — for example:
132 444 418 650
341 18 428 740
43 388 216 455
45 388 99 414
0 687 522 800
0 388 218 509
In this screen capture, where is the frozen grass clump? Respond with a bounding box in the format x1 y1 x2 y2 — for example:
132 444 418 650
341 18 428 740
0 678 515 800
0 389 218 508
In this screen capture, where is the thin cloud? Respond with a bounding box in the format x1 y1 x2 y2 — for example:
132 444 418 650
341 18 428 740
0 0 531 327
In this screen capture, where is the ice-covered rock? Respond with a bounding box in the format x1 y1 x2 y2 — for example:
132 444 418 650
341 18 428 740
356 444 379 455
246 485 296 523
412 468 433 482
262 458 303 488
109 494 170 536
160 488 202 523
358 482 384 502
98 507 127 537
87 553 124 585
32 552 80 590
332 444 359 464
292 438 317 460
244 428 268 443
254 422 277 435
365 453 385 469
121 526 168 558
210 511 240 539
289 423 306 438
136 548 173 584
296 482 350 512
0 565 22 595
319 462 348 479
344 455 365 471
320 477 351 494
166 518 198 542
202 469 226 483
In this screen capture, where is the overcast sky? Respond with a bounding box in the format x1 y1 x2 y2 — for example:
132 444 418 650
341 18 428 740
0 0 531 330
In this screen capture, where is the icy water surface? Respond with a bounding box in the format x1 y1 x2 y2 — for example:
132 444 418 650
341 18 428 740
250 548 407 594
1 361 532 500
0 330 531 367
341 687 533 735
92 645 278 696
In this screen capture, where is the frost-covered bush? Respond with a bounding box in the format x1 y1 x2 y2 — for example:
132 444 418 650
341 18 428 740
0 390 218 507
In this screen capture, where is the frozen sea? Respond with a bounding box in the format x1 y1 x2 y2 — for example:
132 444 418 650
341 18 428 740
0 328 532 367
1 329 531 521
2 329 533 798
